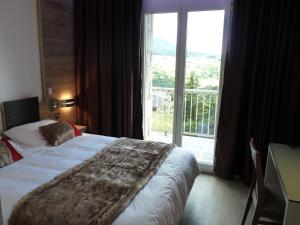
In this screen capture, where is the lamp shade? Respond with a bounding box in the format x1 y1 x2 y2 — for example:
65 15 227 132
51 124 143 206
59 99 75 108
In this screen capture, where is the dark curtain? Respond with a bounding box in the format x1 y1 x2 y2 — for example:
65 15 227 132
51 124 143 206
214 0 300 183
74 0 143 139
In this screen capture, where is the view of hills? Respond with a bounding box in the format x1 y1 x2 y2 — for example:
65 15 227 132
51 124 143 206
153 38 219 58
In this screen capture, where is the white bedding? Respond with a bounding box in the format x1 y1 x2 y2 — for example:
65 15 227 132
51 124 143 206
0 134 199 225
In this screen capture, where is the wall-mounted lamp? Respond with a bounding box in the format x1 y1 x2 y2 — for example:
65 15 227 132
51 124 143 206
59 99 75 108
48 98 75 119
47 88 75 119
48 98 59 112
48 98 75 112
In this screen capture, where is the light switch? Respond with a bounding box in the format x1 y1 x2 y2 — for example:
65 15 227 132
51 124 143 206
48 88 53 96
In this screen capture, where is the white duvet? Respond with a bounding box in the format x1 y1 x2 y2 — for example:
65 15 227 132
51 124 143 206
0 134 199 225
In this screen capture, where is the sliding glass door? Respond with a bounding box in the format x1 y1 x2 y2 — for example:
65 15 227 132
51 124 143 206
143 3 227 169
143 13 178 144
182 11 225 164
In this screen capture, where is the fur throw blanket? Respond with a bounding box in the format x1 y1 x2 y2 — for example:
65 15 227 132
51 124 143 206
9 138 175 225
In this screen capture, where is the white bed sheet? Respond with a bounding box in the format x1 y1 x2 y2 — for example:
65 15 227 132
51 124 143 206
0 134 199 225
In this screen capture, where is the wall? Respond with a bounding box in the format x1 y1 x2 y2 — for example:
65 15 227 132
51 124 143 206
38 0 75 122
0 0 42 103
143 0 230 11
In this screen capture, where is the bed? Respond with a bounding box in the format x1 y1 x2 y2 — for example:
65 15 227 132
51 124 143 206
0 97 199 225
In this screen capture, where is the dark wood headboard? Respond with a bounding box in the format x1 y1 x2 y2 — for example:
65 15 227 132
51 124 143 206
3 97 40 130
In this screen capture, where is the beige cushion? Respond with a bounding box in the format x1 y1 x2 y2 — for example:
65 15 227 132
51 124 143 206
39 121 75 146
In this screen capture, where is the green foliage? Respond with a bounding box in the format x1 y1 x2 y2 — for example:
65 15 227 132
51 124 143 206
150 57 220 136
183 93 217 136
152 68 175 88
152 111 173 133
186 71 200 89
200 64 220 79
151 93 218 136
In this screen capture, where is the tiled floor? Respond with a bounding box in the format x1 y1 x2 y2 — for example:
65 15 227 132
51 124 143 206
147 131 215 164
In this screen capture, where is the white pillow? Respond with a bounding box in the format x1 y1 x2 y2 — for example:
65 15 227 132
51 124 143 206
4 119 57 147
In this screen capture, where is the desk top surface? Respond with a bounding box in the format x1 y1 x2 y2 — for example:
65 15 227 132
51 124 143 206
270 143 300 203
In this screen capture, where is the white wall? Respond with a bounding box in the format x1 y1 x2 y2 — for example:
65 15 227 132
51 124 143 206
0 0 42 103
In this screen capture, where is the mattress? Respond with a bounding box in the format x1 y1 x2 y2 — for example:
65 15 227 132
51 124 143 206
0 134 199 225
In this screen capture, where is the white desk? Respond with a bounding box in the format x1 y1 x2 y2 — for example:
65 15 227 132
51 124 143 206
265 144 300 225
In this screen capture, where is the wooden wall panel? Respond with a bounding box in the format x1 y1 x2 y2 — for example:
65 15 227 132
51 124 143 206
38 0 75 122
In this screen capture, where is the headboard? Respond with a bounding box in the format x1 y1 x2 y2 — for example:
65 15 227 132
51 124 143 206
2 97 40 130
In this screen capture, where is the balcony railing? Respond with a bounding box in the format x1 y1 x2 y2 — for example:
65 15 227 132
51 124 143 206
152 87 218 138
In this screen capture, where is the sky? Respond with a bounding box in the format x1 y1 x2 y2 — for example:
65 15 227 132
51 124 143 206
152 11 225 56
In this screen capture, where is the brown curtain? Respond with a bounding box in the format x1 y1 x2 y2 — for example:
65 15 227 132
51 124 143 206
214 0 300 183
74 0 143 139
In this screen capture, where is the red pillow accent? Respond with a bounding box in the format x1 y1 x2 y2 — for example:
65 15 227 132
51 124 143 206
65 121 82 137
1 136 23 161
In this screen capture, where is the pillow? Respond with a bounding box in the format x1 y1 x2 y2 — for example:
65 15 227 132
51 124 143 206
65 121 82 137
0 137 23 168
39 121 76 146
4 119 56 147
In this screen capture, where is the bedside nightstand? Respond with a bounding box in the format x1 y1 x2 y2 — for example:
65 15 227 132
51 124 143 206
75 125 87 133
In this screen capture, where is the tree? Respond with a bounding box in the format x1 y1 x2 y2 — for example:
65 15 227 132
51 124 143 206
184 71 218 135
186 71 200 89
200 63 220 79
152 67 175 88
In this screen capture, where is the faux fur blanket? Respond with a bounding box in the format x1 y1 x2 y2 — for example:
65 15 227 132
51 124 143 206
9 138 175 225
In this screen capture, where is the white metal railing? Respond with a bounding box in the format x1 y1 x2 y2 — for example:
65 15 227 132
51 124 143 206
152 87 218 138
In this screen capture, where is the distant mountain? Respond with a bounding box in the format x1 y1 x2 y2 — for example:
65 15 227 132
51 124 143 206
153 38 218 58
153 38 177 56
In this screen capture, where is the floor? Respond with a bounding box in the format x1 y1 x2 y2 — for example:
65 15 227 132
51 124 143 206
147 132 215 164
179 173 250 225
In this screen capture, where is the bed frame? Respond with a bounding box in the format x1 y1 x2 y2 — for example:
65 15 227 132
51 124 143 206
0 97 40 225
0 97 40 133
